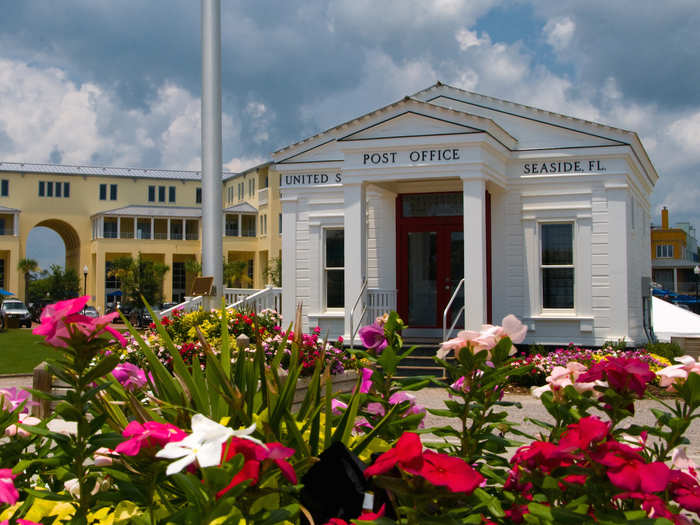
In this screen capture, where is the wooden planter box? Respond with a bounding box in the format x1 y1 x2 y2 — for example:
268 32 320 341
32 362 359 418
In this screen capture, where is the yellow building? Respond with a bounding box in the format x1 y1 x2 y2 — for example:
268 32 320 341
0 161 281 310
651 207 700 296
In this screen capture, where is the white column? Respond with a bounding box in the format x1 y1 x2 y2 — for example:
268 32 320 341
238 214 242 237
150 218 154 239
116 217 121 239
182 219 186 240
133 217 137 239
99 216 104 239
167 218 171 240
673 267 678 293
281 197 298 324
344 181 366 339
462 176 487 330
13 213 18 236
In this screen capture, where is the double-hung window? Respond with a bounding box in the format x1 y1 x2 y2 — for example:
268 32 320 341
99 184 107 200
541 223 574 309
158 186 166 203
656 245 674 258
110 184 118 200
1 180 8 197
324 229 344 309
169 186 176 203
196 187 202 204
148 186 156 202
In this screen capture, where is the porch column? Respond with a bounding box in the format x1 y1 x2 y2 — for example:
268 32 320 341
13 213 18 236
116 217 121 239
462 176 487 330
163 252 174 302
280 196 298 324
673 267 678 294
344 181 366 340
238 214 242 236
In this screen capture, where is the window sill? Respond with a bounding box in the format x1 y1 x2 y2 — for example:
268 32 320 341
527 313 594 333
308 311 345 319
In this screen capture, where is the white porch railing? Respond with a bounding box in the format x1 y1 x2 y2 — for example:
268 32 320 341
224 288 259 305
227 286 282 313
157 296 203 320
367 288 397 323
350 286 397 348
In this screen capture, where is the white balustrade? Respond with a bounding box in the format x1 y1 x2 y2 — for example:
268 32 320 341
227 286 282 313
367 288 397 323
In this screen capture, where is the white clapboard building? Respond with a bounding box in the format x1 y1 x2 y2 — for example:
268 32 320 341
273 83 657 347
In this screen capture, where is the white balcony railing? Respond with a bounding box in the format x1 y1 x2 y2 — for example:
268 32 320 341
157 295 203 320
258 187 269 206
223 288 258 305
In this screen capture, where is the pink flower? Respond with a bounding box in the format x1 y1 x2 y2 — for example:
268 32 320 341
0 387 38 414
0 469 18 505
33 296 126 348
359 368 373 394
94 447 115 467
358 323 388 352
437 314 526 359
115 420 187 456
657 356 700 390
331 399 348 415
112 363 149 391
263 442 297 484
5 413 41 438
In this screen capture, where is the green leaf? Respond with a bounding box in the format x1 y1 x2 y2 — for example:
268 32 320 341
83 353 121 384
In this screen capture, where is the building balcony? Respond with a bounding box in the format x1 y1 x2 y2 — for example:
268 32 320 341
258 187 268 206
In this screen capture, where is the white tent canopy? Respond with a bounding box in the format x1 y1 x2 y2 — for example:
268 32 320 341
652 296 700 341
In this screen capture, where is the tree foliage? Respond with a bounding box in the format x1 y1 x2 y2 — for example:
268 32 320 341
108 253 169 307
28 264 80 303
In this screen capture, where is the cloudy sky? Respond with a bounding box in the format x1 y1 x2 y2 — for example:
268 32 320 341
1 1 699 268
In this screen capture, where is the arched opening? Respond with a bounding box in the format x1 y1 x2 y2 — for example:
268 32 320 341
31 219 80 272
22 220 82 304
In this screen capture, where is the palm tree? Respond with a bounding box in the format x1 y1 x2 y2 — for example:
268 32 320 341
223 260 252 288
17 258 39 302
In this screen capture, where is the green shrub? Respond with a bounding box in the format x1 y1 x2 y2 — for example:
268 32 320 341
643 340 683 361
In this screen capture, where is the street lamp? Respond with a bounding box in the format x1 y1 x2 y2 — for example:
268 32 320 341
83 265 89 297
694 265 700 314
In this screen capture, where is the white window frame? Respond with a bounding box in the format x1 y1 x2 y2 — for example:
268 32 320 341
539 221 575 312
656 244 674 258
323 227 344 310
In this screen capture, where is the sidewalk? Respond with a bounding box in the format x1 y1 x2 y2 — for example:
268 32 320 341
414 388 700 463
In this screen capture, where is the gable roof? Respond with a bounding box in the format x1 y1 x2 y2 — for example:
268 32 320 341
223 202 257 214
275 97 517 163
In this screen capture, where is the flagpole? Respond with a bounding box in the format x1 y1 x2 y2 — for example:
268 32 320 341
201 0 223 307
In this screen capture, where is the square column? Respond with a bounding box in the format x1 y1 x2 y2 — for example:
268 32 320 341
163 252 174 302
344 181 366 339
606 185 630 338
462 177 487 330
280 196 298 324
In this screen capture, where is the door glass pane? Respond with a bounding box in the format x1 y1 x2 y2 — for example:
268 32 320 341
449 231 465 328
402 193 463 217
407 231 437 326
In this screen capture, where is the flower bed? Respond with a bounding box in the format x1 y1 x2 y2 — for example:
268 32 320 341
108 307 351 376
0 297 698 524
509 344 672 388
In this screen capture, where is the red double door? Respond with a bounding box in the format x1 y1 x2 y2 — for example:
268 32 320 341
396 192 491 330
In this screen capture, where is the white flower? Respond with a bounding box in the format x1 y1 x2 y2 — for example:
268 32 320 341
155 414 262 476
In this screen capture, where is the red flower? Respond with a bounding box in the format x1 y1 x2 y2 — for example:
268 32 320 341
364 432 423 477
419 451 484 493
577 357 655 398
558 416 609 452
593 441 671 493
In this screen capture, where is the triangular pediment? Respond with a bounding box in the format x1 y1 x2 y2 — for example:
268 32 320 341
338 111 482 141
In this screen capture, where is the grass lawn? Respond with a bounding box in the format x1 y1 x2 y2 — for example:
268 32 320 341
0 329 59 374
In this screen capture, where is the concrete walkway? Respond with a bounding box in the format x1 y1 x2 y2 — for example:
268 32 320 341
414 388 700 463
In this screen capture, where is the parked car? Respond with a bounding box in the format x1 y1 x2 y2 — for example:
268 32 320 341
1 299 32 328
81 306 99 318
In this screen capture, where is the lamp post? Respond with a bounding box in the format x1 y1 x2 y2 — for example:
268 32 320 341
694 265 700 314
83 265 89 297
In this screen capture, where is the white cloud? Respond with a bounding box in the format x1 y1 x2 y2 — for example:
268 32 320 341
0 58 245 171
543 16 575 51
223 156 268 173
667 112 700 159
456 28 483 50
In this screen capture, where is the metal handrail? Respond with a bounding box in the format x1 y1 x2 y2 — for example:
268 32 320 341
157 295 203 320
442 278 465 342
349 278 368 349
